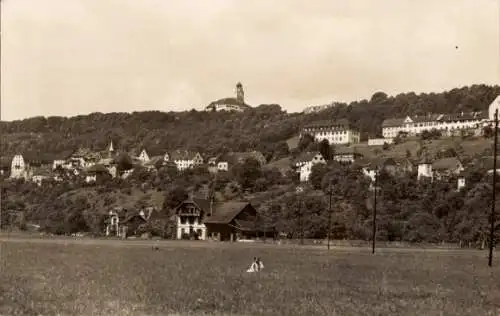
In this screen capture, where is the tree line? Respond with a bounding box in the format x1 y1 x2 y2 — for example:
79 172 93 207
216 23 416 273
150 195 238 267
1 84 499 164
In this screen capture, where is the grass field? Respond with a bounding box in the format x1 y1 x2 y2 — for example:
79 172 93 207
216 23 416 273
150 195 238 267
1 238 499 316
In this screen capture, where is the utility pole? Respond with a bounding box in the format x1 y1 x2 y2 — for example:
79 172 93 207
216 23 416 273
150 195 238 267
327 182 333 250
372 168 378 254
296 186 304 245
489 109 498 267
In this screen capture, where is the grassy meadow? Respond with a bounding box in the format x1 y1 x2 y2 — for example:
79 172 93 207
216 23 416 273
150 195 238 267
1 238 499 316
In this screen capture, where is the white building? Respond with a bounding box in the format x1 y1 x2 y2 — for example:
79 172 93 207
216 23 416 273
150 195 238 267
368 138 393 146
382 111 488 138
10 154 28 179
174 198 209 240
164 150 204 171
301 119 360 145
137 149 150 164
417 160 433 181
204 82 252 112
294 152 326 182
488 95 500 121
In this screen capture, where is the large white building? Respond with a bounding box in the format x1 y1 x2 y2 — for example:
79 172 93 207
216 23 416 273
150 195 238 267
301 119 361 145
381 111 488 138
204 82 252 112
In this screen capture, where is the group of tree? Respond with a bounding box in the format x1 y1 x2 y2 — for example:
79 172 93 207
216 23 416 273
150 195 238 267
1 84 499 165
257 162 500 246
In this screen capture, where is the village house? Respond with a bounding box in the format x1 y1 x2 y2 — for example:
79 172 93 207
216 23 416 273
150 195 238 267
143 155 164 171
105 206 163 238
137 149 150 164
301 119 361 145
432 157 464 179
488 95 500 121
9 154 28 180
359 157 400 182
207 155 229 173
204 82 252 112
84 164 112 183
164 150 204 171
416 156 464 181
417 157 434 181
226 151 267 166
332 148 364 164
173 197 268 241
263 157 293 176
381 111 489 139
294 152 326 182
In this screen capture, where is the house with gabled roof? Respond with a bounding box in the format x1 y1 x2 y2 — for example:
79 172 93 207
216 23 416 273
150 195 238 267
226 151 267 166
356 157 399 182
207 155 229 173
84 164 112 183
293 151 326 182
164 150 204 171
173 197 268 241
332 147 364 164
432 157 464 179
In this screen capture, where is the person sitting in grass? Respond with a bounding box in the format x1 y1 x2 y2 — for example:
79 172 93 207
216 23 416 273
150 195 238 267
246 257 264 273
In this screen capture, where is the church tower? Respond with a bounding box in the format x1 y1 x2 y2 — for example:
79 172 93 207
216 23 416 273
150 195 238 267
108 140 115 158
236 82 244 103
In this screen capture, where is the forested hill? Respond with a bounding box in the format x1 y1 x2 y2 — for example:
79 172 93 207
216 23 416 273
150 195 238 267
1 84 499 162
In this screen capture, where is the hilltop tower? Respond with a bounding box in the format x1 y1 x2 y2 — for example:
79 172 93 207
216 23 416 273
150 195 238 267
236 82 244 103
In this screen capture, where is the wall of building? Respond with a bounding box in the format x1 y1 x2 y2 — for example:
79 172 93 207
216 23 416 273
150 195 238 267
176 216 207 240
368 138 393 146
383 118 486 138
308 129 360 145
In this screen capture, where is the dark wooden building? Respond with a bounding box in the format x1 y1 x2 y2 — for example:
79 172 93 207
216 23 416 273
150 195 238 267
173 198 274 241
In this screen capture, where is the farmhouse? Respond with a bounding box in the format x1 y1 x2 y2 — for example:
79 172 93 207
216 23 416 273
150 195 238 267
301 119 361 145
173 197 267 241
294 152 326 182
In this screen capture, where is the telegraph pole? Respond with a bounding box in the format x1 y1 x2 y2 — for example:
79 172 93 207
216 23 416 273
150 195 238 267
489 109 498 267
327 182 333 250
296 186 304 245
372 169 378 254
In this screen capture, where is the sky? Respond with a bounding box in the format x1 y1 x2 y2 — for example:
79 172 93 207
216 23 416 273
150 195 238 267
1 0 499 121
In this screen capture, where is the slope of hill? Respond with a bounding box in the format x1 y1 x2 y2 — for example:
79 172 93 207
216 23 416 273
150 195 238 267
1 84 499 162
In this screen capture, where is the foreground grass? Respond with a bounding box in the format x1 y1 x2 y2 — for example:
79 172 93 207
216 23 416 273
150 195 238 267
1 240 499 316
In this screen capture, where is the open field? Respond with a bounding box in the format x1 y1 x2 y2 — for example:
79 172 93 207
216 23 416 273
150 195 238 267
1 237 499 316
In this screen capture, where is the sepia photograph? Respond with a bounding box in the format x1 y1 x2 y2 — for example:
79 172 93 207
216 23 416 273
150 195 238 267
1 0 499 315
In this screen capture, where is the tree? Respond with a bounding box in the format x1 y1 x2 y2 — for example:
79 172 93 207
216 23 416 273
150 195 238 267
115 153 134 173
163 186 188 211
483 125 494 138
232 158 262 191
318 139 332 160
297 134 315 152
309 164 327 189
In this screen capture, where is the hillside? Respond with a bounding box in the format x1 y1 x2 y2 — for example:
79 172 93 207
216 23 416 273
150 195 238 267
1 84 499 162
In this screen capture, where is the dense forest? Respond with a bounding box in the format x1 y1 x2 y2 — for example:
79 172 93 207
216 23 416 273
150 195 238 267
1 84 499 163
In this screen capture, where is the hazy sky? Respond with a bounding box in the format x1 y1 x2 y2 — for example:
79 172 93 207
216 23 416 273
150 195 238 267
1 0 499 121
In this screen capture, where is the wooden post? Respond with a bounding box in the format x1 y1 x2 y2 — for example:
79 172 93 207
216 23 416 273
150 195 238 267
489 109 498 267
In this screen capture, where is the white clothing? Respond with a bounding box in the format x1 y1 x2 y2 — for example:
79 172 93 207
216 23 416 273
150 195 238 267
246 261 264 273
